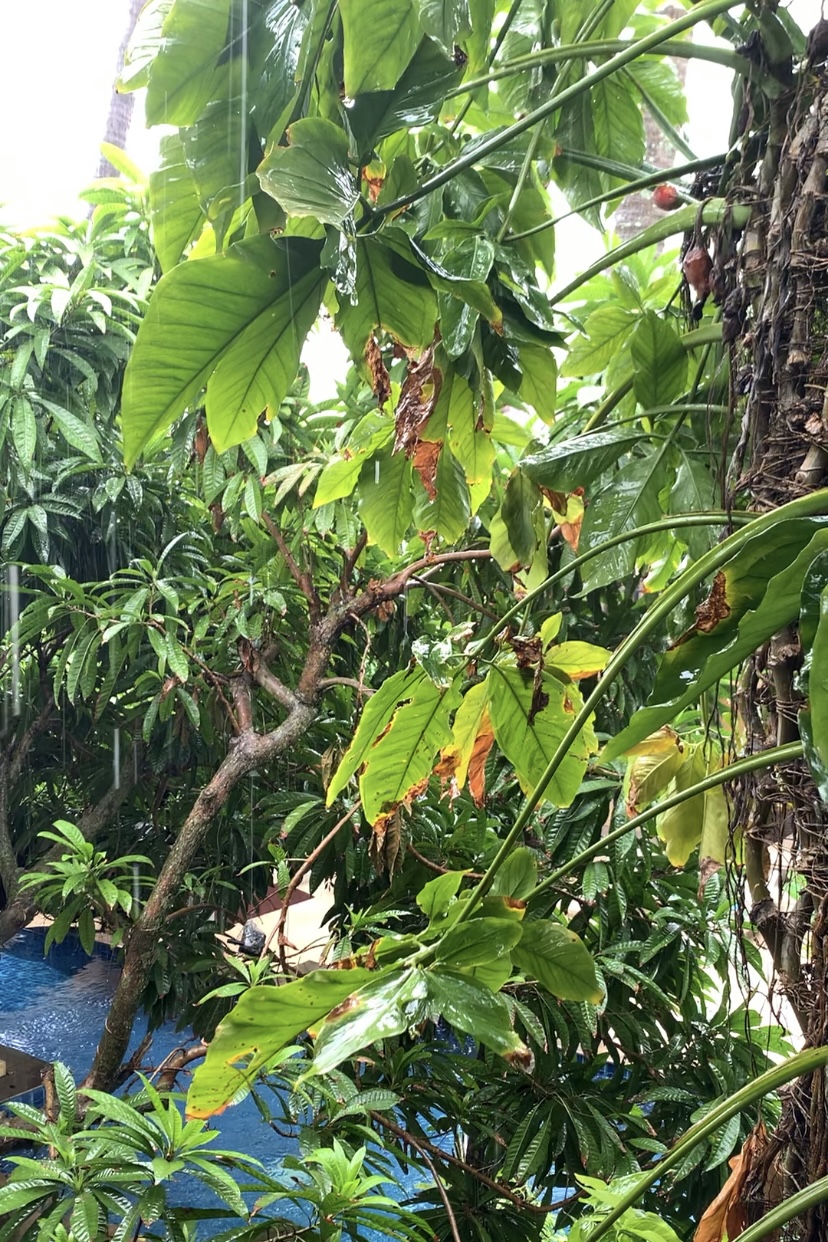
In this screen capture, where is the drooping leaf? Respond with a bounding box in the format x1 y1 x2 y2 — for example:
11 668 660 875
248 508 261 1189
358 673 461 822
358 445 414 555
578 452 668 592
605 519 828 758
487 666 597 806
121 235 325 465
258 118 359 225
416 870 467 921
412 0 471 53
306 968 429 1079
412 445 471 544
426 968 529 1060
339 0 423 96
521 428 640 494
437 680 490 792
591 74 645 171
337 235 437 360
512 919 602 1003
561 307 638 378
186 969 373 1117
491 846 537 900
501 469 542 567
797 550 828 801
656 744 728 869
148 133 204 273
435 917 523 967
145 0 233 127
545 641 611 681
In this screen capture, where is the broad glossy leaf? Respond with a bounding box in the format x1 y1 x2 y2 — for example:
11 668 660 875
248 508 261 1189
427 969 528 1059
487 666 597 806
417 870 467 921
512 919 602 1003
435 917 523 967
307 968 428 1079
358 445 414 555
258 0 319 140
624 731 686 813
327 666 428 805
491 846 537 900
340 0 422 96
121 235 324 465
119 0 172 92
578 453 667 592
605 519 828 759
630 311 688 409
181 94 250 245
434 236 494 358
516 341 558 425
426 363 494 508
145 0 233 127
561 307 638 378
358 672 461 822
344 38 462 159
314 423 394 507
413 0 471 53
258 119 358 225
592 74 645 170
521 428 640 493
187 969 373 1116
656 744 728 869
338 235 437 359
148 134 204 273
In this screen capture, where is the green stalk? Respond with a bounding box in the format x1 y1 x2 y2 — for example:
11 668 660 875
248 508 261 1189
468 509 756 660
462 487 828 916
736 1176 828 1242
550 203 751 305
530 742 803 900
496 0 617 243
586 1045 828 1242
508 154 725 241
376 0 741 218
446 38 745 99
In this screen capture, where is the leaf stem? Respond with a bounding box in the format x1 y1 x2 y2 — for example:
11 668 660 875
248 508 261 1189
530 741 803 899
735 1175 828 1242
587 1045 828 1242
376 0 742 218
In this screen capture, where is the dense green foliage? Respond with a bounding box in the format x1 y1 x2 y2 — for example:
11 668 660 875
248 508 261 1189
2 1 828 1239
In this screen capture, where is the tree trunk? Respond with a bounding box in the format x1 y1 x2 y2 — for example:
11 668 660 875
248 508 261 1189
95 0 143 179
728 51 828 1240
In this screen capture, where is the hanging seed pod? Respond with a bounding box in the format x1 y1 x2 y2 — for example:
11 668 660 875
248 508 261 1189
683 244 713 298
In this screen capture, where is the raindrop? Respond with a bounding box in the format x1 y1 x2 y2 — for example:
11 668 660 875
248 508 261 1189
9 565 20 717
375 460 380 485
113 726 121 790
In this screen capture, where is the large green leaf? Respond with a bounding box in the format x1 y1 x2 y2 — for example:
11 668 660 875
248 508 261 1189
413 0 471 53
257 0 319 140
487 666 597 806
339 0 423 96
337 235 437 358
426 969 528 1060
358 445 414 554
561 307 638 378
306 968 429 1079
512 919 602 1003
630 311 688 409
119 0 173 92
326 666 428 805
121 235 325 465
591 74 645 170
358 672 461 822
501 469 542 567
145 0 233 127
181 94 250 245
605 518 828 759
655 744 728 868
186 969 373 1117
521 428 640 493
148 134 204 273
435 917 523 967
578 452 668 592
258 118 359 225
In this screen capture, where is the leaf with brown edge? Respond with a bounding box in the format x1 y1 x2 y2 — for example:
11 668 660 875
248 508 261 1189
694 1122 768 1242
689 570 731 636
394 343 440 455
412 439 442 500
467 710 495 806
437 680 489 795
365 336 390 406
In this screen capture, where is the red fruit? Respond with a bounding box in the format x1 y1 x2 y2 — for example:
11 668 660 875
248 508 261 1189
652 184 681 211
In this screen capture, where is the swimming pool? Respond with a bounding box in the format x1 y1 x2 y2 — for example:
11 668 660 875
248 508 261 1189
0 929 410 1238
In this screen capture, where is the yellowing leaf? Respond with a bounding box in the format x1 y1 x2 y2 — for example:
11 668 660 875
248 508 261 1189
657 744 728 868
545 641 611 681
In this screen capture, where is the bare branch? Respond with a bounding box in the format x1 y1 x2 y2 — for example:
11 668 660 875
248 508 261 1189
249 649 299 712
341 528 368 588
318 676 375 697
263 511 322 622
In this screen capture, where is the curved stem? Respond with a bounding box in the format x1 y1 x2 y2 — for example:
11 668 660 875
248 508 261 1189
462 488 828 917
448 38 745 100
587 1045 828 1242
531 742 803 900
735 1175 828 1242
376 0 741 218
469 510 756 660
508 154 726 241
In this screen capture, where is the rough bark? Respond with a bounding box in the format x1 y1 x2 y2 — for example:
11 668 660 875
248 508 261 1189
95 0 143 179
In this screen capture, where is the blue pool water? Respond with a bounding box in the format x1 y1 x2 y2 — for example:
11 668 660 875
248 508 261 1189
0 930 404 1237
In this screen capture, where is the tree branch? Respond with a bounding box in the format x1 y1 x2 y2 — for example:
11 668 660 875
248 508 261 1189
263 511 322 623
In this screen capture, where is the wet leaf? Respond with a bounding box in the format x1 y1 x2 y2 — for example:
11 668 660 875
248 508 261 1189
306 968 429 1079
340 0 422 96
427 968 529 1060
258 118 359 226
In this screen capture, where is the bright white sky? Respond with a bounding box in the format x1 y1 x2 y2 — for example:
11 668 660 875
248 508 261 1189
0 0 822 227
